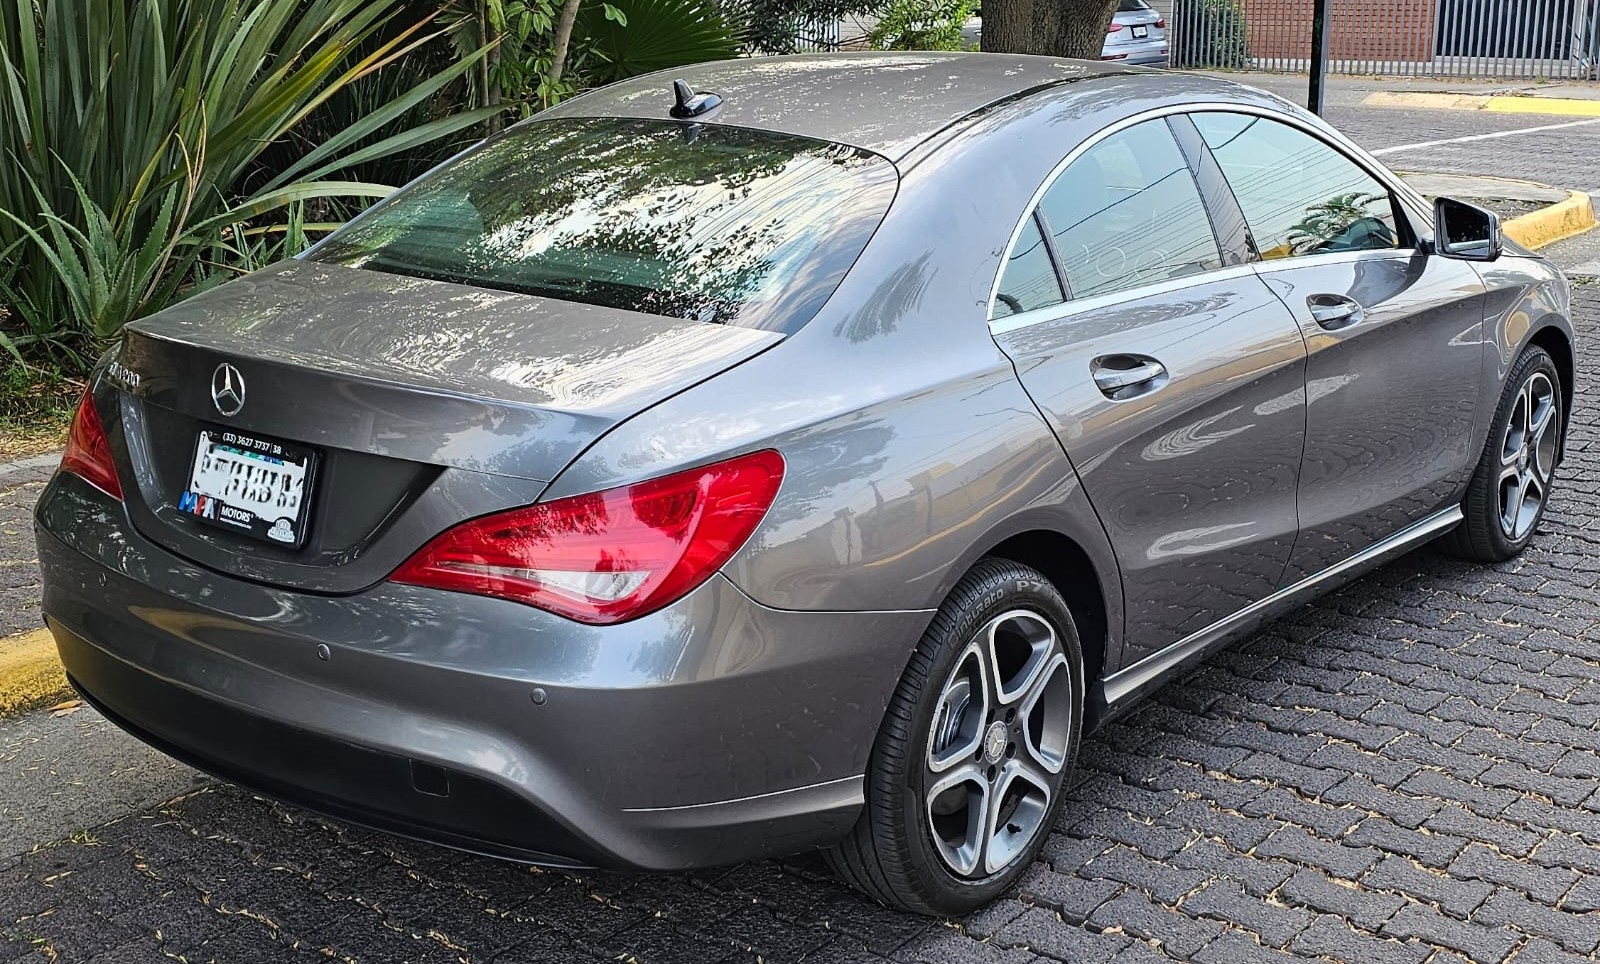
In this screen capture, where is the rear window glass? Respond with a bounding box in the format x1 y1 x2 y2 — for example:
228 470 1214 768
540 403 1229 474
307 117 897 331
1117 0 1152 11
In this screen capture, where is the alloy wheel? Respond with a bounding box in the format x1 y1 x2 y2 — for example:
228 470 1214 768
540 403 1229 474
924 610 1072 878
1498 371 1559 541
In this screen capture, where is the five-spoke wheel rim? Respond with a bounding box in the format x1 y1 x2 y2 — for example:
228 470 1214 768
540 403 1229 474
1499 371 1559 542
924 610 1072 878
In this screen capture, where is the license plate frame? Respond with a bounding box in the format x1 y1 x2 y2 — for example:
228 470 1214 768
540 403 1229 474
1132 24 1149 37
179 426 317 548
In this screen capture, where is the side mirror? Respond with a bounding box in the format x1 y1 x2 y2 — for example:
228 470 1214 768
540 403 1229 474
1433 197 1502 262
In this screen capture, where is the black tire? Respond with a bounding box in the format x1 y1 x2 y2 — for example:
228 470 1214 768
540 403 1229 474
1445 345 1563 562
825 558 1084 916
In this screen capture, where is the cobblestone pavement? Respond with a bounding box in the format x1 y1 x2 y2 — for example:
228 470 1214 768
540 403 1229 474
7 276 1600 963
1 294 1598 963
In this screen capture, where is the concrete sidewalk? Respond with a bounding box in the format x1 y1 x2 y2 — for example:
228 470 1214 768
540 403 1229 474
1 706 199 864
0 459 52 639
1400 172 1598 250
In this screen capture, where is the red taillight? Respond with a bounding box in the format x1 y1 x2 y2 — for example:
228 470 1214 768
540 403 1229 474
1107 22 1124 31
391 450 785 624
60 389 123 501
1155 16 1167 27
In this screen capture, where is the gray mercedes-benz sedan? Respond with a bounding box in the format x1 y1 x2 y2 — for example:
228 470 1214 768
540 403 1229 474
36 52 1574 916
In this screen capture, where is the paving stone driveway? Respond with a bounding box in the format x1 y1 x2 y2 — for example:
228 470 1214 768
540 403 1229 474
4 290 1600 964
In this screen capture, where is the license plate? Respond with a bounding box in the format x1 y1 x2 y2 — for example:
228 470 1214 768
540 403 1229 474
180 428 315 547
1132 24 1149 37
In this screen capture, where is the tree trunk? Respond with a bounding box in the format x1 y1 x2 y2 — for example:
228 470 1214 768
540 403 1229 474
980 0 1035 53
548 0 584 85
981 0 1123 60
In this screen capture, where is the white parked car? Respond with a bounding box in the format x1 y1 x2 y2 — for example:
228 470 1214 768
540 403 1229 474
962 0 1171 66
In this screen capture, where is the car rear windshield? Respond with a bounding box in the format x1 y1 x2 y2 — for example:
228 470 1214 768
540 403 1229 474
1118 0 1151 10
306 117 898 331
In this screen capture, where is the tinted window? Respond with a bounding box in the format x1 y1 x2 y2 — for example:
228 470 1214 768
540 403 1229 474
1118 0 1151 10
1192 112 1400 260
308 118 897 331
994 217 1064 317
1037 119 1222 301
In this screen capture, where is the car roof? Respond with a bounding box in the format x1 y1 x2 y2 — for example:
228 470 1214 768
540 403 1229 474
539 52 1146 161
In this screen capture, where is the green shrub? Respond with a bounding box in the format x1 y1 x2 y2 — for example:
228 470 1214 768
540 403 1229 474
0 0 496 370
441 0 590 112
577 0 739 85
719 0 879 54
867 0 976 50
440 0 738 117
1171 0 1249 68
0 345 76 455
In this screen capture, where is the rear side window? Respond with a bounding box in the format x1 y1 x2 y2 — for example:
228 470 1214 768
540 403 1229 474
1191 112 1400 260
308 118 897 331
1036 118 1222 301
994 217 1064 317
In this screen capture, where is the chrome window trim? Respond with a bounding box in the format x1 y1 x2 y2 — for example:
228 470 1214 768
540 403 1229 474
1250 246 1423 275
986 100 1431 330
989 262 1260 336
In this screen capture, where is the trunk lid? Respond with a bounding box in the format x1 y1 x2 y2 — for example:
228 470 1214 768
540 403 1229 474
112 260 781 592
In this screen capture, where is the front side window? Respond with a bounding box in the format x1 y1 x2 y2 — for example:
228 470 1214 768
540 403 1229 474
308 118 898 331
1036 118 1223 301
1192 112 1400 261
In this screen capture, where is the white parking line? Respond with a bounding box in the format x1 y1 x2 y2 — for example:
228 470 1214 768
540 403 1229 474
1371 117 1600 156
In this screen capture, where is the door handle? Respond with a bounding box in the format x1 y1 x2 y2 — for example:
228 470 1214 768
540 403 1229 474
1092 355 1168 399
1307 293 1365 330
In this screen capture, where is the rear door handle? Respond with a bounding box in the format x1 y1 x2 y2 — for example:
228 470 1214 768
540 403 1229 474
1307 293 1365 330
1092 355 1168 399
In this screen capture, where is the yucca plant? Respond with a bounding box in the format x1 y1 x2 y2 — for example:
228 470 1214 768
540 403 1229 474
0 0 496 368
248 25 478 201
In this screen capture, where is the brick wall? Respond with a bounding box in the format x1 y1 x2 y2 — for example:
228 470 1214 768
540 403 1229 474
1242 0 1438 63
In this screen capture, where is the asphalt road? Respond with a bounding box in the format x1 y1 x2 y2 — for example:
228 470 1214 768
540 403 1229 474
4 77 1600 964
1219 73 1600 195
1237 72 1600 278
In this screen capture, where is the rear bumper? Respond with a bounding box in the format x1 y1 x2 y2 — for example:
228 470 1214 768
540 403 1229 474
58 629 600 866
36 472 929 870
1103 41 1169 66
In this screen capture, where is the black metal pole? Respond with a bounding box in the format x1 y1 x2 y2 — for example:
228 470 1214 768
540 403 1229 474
1308 0 1331 115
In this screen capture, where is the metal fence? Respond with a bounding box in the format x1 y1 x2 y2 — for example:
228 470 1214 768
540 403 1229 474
789 17 845 50
719 2 854 54
1171 0 1600 78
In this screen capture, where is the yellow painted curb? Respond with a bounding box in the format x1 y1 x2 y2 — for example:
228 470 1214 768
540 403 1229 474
0 627 68 717
1364 90 1600 117
1485 95 1600 117
1503 190 1597 250
1363 91 1491 111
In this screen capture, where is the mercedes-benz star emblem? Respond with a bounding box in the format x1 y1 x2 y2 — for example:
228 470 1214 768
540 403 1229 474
211 363 246 417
